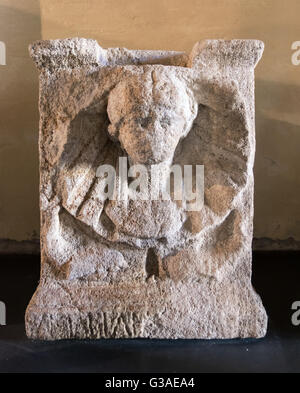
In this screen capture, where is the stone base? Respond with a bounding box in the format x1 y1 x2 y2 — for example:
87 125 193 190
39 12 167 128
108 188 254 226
26 277 267 340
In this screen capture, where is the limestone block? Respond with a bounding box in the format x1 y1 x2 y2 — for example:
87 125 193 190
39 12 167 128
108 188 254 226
26 38 267 340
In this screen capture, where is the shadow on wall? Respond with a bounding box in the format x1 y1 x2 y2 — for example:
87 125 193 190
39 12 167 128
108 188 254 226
254 79 300 242
0 1 41 242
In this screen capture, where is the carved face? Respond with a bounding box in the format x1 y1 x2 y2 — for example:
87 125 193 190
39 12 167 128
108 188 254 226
107 70 197 164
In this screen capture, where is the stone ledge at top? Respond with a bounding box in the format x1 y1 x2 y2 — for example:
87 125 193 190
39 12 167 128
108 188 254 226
29 38 264 71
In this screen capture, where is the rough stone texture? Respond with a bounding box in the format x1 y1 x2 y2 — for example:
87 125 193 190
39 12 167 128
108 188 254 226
26 38 267 340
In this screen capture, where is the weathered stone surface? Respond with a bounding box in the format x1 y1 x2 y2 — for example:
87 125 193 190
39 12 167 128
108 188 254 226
26 38 267 340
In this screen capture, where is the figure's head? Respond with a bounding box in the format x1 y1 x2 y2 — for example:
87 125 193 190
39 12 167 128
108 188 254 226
107 69 197 165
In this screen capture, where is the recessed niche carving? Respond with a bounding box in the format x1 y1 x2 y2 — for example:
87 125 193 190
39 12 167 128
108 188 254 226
26 38 267 339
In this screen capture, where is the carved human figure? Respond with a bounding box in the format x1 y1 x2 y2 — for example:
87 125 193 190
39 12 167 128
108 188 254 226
104 70 198 239
26 39 268 340
107 71 197 165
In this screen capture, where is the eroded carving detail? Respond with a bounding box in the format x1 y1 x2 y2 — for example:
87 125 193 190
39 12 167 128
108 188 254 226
26 38 267 339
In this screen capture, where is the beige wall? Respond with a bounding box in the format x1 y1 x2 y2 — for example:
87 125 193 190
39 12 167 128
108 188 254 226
1 0 300 246
0 0 40 242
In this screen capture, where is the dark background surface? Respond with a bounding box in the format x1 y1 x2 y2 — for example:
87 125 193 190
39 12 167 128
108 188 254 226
0 251 299 373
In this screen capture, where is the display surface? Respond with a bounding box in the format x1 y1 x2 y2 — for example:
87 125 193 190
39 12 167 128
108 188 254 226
26 38 267 340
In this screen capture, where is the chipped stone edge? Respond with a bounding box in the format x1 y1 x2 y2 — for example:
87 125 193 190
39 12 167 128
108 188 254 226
28 38 264 71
